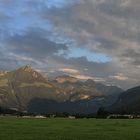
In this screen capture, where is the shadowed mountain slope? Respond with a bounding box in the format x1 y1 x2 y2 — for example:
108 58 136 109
111 86 140 114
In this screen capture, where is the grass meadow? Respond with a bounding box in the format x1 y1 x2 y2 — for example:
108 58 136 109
0 117 140 140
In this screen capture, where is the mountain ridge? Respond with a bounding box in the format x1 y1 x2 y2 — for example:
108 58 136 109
0 65 123 114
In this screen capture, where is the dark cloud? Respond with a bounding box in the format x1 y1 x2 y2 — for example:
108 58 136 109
5 29 69 59
98 0 140 20
122 49 140 66
52 56 118 77
0 0 140 89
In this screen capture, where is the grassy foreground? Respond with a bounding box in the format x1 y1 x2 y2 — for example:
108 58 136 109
0 117 140 140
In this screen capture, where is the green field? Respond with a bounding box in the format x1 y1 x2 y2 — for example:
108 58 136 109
0 117 140 140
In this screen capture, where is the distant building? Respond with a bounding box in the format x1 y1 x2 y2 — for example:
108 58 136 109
34 115 46 119
107 114 134 119
68 116 76 119
22 116 31 118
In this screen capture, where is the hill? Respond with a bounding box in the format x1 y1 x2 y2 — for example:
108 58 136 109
111 86 140 114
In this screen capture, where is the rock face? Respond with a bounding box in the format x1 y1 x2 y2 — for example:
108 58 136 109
0 65 123 113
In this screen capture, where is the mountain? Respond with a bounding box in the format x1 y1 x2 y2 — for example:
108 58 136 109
28 75 123 114
0 65 64 110
52 76 102 102
52 77 122 103
111 86 140 114
0 65 123 114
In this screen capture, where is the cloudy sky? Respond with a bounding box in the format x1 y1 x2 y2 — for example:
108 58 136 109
0 0 140 89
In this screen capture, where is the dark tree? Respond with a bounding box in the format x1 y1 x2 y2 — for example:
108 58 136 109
97 107 109 118
0 106 2 114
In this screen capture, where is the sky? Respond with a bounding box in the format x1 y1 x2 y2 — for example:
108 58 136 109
0 0 140 89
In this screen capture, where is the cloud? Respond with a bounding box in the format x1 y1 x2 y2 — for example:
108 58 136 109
4 28 69 60
44 0 140 88
73 74 94 80
0 0 140 89
58 67 105 81
109 73 129 81
59 68 79 74
122 49 140 66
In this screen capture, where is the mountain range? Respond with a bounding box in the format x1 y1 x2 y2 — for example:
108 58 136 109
0 65 139 114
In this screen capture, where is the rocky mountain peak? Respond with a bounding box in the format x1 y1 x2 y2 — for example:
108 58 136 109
21 65 34 72
11 65 48 83
19 65 41 78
